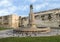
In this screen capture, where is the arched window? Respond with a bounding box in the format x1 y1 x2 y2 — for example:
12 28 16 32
56 14 58 17
56 13 60 17
22 17 27 21
35 15 40 19
48 14 52 21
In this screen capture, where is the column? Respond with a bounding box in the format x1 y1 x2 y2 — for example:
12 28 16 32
29 4 36 28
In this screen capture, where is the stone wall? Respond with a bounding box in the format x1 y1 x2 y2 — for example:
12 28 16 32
35 9 60 27
0 9 60 28
21 9 60 27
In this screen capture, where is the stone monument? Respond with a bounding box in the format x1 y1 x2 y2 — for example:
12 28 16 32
14 4 50 33
29 5 36 28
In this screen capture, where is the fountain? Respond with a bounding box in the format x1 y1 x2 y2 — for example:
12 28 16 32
14 5 50 34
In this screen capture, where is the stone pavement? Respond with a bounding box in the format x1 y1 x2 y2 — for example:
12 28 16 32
0 29 60 38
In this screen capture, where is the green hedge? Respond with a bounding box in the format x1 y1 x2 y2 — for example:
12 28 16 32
0 27 12 30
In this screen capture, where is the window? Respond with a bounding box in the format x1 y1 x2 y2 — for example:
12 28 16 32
48 14 52 20
59 14 60 17
56 13 60 17
4 23 8 25
22 17 27 21
4 16 8 20
59 25 60 27
35 15 40 19
56 14 58 17
24 18 27 21
0 17 2 19
18 23 21 27
41 15 45 20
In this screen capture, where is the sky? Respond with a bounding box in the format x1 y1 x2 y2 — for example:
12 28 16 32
0 0 60 16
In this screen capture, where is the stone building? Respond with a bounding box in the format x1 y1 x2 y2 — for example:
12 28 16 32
21 8 60 28
0 5 60 29
0 14 19 28
34 9 60 27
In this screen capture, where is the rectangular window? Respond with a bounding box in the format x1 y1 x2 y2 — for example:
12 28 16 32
4 23 8 25
4 16 8 20
0 17 2 19
59 14 60 17
41 15 45 20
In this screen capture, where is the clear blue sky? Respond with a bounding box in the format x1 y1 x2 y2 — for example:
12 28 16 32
0 0 60 16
